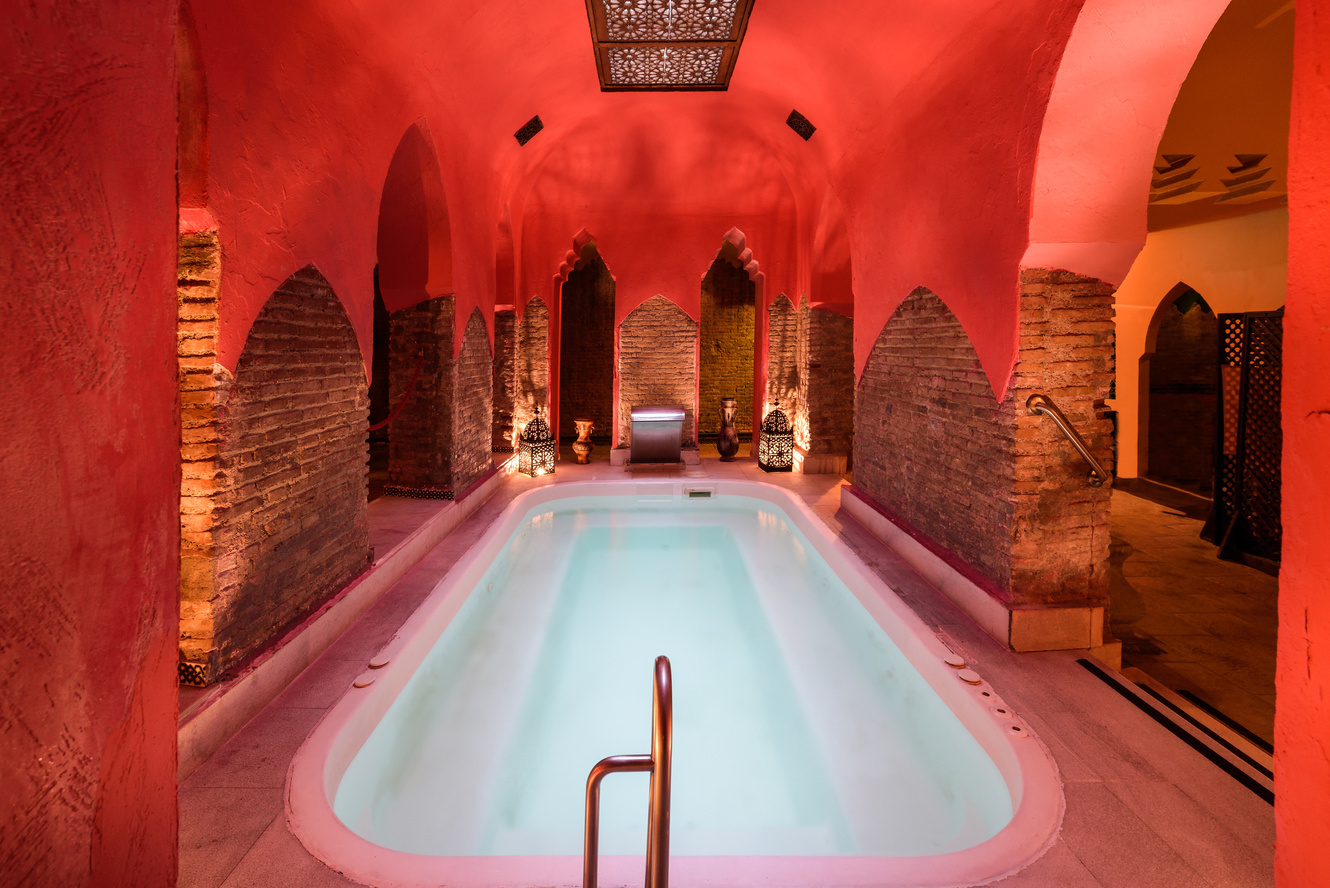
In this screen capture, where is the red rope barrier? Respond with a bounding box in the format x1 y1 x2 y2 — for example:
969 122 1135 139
368 355 424 432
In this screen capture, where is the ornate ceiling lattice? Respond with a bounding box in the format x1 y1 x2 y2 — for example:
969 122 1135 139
585 0 755 91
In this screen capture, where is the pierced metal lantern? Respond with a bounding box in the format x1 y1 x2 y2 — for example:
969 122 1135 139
518 407 556 476
758 402 794 472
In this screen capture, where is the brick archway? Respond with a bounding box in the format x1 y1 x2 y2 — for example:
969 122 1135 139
179 265 369 684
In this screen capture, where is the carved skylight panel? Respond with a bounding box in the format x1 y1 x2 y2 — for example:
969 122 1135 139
585 0 755 91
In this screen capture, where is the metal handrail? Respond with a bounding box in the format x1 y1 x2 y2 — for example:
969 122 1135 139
584 656 673 888
1026 394 1108 488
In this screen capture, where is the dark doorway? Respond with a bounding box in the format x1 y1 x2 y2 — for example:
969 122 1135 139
558 248 615 443
699 246 755 439
1147 288 1218 494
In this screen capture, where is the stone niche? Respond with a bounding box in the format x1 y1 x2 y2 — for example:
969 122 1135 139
617 295 698 448
699 253 755 437
558 254 616 442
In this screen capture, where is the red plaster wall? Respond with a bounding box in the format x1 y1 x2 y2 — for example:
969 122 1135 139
1276 3 1330 883
0 4 179 885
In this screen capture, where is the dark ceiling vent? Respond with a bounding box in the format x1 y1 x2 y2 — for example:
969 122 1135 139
514 116 544 146
786 110 815 141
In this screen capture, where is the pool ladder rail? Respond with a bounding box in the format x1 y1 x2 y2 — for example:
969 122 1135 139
583 655 673 888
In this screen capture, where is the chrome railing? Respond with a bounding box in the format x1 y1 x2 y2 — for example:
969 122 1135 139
1026 394 1108 488
584 656 673 888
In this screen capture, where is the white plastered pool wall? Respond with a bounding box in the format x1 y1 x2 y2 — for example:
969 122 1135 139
287 479 1064 888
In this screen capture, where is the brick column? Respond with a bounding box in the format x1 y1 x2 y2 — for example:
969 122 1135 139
387 295 454 489
1008 268 1115 613
492 307 516 452
514 296 550 438
801 306 854 473
452 308 494 493
177 228 228 684
765 293 800 418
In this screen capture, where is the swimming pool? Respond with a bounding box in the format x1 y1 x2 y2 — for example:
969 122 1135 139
288 480 1062 887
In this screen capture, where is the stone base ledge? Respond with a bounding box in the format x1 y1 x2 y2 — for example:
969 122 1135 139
840 484 1105 652
795 446 848 475
610 446 699 467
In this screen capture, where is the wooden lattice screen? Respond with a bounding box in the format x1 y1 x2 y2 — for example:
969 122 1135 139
1206 308 1283 568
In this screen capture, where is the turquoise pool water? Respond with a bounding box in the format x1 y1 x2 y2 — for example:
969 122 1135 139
333 495 1012 858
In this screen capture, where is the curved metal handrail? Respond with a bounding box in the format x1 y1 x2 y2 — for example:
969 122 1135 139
1026 394 1108 488
584 656 673 888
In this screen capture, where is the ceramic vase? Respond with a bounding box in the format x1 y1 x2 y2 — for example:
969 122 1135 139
572 419 595 464
717 397 740 461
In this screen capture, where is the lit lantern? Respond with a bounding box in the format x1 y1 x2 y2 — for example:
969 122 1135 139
518 407 556 476
758 401 794 472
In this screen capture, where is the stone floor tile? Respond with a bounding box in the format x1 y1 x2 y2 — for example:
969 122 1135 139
178 787 284 888
187 706 325 789
1059 782 1215 888
988 838 1104 887
1100 778 1271 888
220 816 361 888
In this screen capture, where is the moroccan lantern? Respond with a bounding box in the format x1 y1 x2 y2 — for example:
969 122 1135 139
518 407 556 476
758 401 794 472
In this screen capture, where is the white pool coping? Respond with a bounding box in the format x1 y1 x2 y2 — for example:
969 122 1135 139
286 479 1065 888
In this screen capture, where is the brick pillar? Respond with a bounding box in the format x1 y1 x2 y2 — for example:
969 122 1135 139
387 295 454 489
1008 268 1115 613
177 228 228 685
765 293 799 417
617 295 698 447
452 308 494 493
801 306 854 473
181 266 370 682
796 295 811 450
493 307 516 452
514 296 550 439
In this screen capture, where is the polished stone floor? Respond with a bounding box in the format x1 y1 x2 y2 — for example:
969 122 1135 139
1107 484 1278 746
179 460 1274 887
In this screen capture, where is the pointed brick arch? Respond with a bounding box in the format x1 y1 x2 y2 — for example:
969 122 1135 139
853 279 1114 650
617 295 698 447
180 265 369 684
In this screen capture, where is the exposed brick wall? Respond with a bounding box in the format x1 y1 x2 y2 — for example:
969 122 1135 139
178 229 228 676
765 293 800 417
1148 304 1218 487
515 296 550 438
387 295 454 488
1009 268 1114 606
452 308 493 492
699 257 755 436
492 308 516 450
795 295 812 448
196 267 369 679
854 287 1017 592
558 255 615 441
804 307 854 455
617 295 698 447
853 277 1114 608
